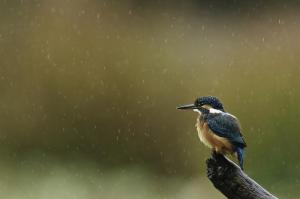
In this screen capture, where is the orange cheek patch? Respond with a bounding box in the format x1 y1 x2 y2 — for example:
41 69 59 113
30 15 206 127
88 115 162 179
201 105 212 109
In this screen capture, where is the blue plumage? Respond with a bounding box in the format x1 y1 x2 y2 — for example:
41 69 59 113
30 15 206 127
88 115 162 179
236 147 245 170
206 113 246 148
177 96 247 170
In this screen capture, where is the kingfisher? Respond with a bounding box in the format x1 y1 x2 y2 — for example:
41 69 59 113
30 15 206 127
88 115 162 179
177 96 246 170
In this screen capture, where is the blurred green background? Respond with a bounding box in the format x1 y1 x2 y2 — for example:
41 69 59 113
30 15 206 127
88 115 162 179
0 0 300 198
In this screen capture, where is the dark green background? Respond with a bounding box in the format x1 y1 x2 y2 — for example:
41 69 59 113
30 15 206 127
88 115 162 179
0 1 299 198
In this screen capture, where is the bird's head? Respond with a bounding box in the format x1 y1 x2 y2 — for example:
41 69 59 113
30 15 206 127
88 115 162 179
177 96 225 113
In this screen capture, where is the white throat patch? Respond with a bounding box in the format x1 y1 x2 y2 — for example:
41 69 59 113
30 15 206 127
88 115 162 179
209 108 223 114
193 109 201 114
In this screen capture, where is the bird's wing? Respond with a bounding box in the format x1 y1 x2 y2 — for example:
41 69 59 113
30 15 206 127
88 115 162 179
207 113 246 148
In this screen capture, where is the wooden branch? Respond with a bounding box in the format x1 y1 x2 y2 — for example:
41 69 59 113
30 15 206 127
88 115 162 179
206 153 278 199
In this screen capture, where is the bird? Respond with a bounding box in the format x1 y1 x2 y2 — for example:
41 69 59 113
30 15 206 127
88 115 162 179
177 96 246 170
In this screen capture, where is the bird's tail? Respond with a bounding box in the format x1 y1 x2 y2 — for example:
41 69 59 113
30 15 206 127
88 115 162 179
236 147 245 170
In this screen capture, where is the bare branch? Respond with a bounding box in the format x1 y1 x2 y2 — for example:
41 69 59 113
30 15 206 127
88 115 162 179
206 153 278 199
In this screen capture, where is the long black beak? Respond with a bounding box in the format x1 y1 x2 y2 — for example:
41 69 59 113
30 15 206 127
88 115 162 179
177 104 196 110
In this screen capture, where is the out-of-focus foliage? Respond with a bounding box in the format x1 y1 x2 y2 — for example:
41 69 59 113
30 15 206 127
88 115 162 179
0 0 299 198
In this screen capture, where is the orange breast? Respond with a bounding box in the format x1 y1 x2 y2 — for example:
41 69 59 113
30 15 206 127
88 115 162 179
196 118 234 154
